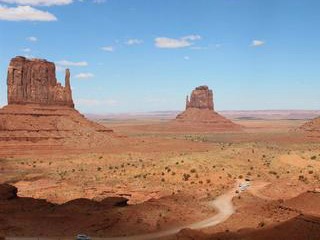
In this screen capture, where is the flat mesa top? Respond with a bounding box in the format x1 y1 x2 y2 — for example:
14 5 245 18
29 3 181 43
12 56 52 64
195 85 209 90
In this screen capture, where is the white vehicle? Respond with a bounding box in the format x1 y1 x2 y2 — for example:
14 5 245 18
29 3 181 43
76 234 91 240
239 182 250 191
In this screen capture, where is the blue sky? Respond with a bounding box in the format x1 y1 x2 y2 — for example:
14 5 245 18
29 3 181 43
0 0 320 113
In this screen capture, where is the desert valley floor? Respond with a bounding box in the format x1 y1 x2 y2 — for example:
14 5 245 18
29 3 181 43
1 116 320 240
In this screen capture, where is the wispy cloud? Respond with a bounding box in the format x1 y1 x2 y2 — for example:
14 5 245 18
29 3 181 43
21 47 31 52
56 60 88 67
0 0 73 6
184 56 190 60
26 36 37 42
101 46 114 52
125 38 143 45
24 54 34 58
155 35 201 49
0 5 57 21
75 72 94 79
93 0 106 3
56 65 65 72
190 46 207 50
251 40 265 47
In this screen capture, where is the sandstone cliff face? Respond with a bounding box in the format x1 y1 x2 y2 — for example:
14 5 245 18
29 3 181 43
7 56 74 107
186 85 214 110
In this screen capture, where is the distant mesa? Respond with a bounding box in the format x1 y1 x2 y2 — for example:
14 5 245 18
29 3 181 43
0 56 113 146
173 85 242 132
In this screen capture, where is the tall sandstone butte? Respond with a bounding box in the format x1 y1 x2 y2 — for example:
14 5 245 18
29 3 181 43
7 56 74 107
174 85 241 131
0 56 113 146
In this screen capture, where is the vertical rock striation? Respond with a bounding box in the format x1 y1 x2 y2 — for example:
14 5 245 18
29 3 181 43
186 85 214 110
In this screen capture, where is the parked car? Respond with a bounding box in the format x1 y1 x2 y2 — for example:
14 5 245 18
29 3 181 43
76 234 91 240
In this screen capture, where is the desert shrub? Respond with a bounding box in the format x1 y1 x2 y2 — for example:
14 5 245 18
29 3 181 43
298 175 308 183
183 173 191 181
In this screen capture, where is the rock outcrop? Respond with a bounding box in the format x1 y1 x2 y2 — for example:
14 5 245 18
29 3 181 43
0 56 114 147
173 85 242 132
0 184 17 200
298 117 320 137
7 56 74 107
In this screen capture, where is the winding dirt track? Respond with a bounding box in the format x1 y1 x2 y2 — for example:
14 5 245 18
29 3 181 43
99 184 240 240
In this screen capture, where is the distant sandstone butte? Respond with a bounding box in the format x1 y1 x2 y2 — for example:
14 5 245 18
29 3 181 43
0 56 114 147
186 85 214 110
174 85 242 131
7 56 74 107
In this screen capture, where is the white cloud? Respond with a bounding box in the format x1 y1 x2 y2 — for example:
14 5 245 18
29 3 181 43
125 38 143 45
27 36 37 42
101 46 114 52
0 0 72 6
182 35 201 41
93 0 106 3
75 72 94 79
55 65 65 72
24 54 34 58
251 40 265 47
56 60 88 67
190 46 207 50
0 5 57 21
76 98 118 107
155 34 201 49
21 47 31 52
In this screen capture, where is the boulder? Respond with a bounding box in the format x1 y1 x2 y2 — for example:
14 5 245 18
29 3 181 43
0 184 17 200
